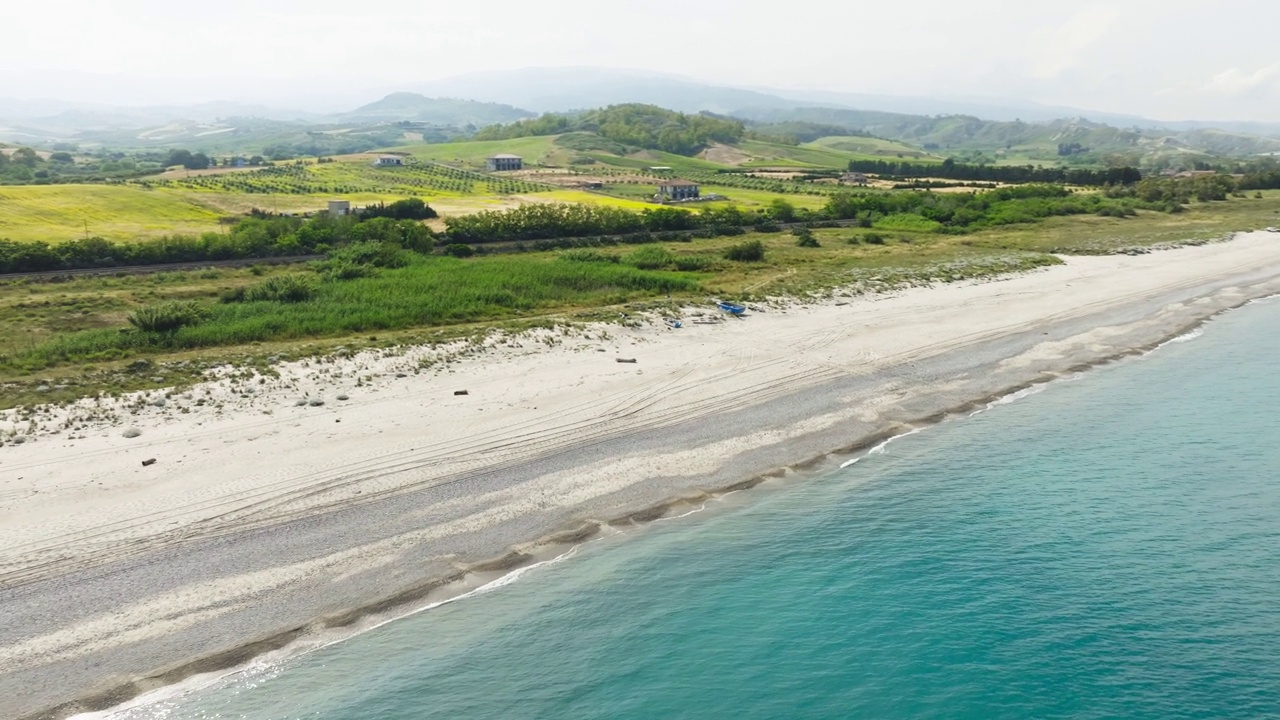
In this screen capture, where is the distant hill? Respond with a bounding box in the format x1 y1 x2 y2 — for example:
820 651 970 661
338 93 534 125
408 67 810 115
732 107 1280 167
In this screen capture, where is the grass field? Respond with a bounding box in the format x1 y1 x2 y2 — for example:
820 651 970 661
0 185 226 242
805 136 944 162
390 136 570 168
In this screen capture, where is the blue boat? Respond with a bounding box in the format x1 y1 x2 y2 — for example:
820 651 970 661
717 301 747 316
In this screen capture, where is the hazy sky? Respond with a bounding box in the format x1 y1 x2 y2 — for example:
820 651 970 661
4 0 1280 120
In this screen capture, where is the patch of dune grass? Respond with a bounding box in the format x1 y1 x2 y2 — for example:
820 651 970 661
7 255 698 369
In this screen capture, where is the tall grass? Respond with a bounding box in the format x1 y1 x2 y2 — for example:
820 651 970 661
11 255 698 369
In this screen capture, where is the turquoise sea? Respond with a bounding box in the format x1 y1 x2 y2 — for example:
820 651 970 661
115 298 1280 720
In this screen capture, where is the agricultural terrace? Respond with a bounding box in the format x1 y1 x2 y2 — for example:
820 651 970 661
138 159 556 197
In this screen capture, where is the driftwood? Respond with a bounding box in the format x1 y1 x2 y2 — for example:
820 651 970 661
141 458 157 467
454 390 469 396
616 358 638 364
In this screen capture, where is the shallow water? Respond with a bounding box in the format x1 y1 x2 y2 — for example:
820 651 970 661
112 298 1280 720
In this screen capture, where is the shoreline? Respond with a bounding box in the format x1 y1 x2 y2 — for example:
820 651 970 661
5 232 1280 719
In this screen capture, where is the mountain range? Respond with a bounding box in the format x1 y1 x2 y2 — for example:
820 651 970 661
2 67 1279 163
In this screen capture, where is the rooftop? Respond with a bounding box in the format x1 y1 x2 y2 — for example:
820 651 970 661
659 179 699 186
489 154 522 159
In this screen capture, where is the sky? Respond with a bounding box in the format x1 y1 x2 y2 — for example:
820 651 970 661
3 0 1280 121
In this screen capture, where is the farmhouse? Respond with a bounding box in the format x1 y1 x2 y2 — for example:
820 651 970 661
487 154 523 171
328 200 352 217
658 179 700 201
841 171 869 185
373 155 404 167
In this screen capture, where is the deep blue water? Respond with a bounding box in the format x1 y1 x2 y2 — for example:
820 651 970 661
113 298 1280 720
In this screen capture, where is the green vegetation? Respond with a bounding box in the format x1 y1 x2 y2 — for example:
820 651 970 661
846 159 1142 186
4 190 1280 397
0 210 434 274
4 255 699 371
0 145 171 184
141 160 552 197
474 104 745 156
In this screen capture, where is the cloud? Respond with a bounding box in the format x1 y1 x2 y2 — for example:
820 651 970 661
1203 64 1280 96
1026 5 1122 79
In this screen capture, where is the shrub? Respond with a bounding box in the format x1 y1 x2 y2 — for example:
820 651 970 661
845 235 861 245
243 274 318 303
324 242 409 269
624 245 675 269
560 249 620 263
793 227 820 248
324 262 377 281
127 301 208 333
445 244 476 258
863 233 886 245
754 220 781 233
673 255 713 271
724 240 766 262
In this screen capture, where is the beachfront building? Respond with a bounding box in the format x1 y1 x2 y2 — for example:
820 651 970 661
486 154 523 171
658 179 701 201
373 155 404 167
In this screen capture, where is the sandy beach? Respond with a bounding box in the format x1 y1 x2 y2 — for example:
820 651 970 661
4 231 1280 719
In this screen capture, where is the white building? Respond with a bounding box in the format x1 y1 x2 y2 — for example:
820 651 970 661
486 154 523 171
373 155 404 167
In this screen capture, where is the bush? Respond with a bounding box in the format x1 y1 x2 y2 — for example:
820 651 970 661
845 235 861 245
724 240 766 262
325 242 409 269
243 274 318 303
793 227 820 248
560 249 619 263
127 301 208 333
625 245 675 269
753 220 781 233
863 233 886 245
445 244 476 258
673 255 713 271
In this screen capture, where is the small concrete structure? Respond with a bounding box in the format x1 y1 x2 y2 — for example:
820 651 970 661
658 179 700 201
841 171 869 185
486 154 523 171
373 155 404 167
328 200 352 217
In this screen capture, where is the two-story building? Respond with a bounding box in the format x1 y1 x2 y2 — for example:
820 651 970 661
658 179 700 201
487 154 523 171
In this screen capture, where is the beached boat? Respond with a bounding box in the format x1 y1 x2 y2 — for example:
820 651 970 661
716 301 746 316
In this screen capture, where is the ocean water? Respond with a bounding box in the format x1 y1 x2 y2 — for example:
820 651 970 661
113 298 1280 720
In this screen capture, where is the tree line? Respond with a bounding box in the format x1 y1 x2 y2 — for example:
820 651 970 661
846 159 1143 186
474 104 744 156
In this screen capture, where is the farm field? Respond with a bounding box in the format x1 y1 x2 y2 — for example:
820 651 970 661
0 185 226 242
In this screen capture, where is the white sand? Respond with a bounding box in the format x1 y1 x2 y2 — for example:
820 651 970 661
3 232 1280 719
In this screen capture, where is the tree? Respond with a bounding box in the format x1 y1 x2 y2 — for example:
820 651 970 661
769 198 797 223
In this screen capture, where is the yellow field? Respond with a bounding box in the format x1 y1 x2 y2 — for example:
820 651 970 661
0 185 226 242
